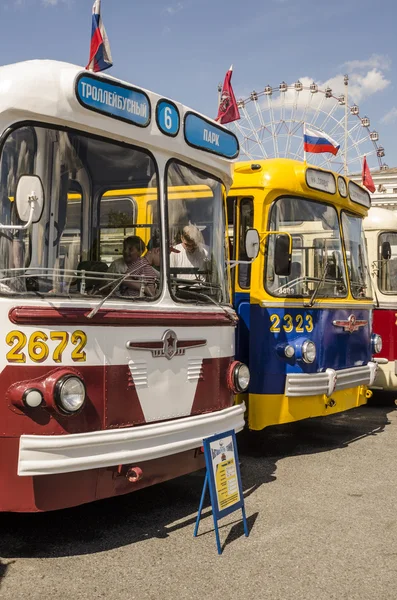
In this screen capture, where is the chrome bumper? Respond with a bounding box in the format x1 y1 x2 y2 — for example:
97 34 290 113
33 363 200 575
285 362 378 398
18 403 246 477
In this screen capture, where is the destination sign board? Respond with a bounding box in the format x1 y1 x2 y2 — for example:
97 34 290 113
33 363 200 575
349 181 371 208
306 168 336 194
184 112 239 159
76 73 150 127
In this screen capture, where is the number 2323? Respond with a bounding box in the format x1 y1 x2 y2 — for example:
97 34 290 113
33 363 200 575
270 314 313 333
6 330 87 364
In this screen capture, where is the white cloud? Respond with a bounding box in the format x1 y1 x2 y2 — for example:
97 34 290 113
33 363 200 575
381 107 397 124
342 54 391 72
236 58 390 110
41 0 71 5
165 2 183 15
320 69 391 103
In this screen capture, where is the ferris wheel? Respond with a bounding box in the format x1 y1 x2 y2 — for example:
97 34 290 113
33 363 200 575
227 76 387 175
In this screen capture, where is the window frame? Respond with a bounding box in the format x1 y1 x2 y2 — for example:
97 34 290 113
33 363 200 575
264 194 348 299
164 157 231 306
377 230 397 295
0 120 161 300
341 210 372 300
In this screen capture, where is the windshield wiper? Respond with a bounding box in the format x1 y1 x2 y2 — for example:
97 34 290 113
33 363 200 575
86 268 157 319
305 262 329 307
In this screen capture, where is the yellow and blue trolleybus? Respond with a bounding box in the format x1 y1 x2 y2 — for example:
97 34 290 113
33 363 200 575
228 158 382 430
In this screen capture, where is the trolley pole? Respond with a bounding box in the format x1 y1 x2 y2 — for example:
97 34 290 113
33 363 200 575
344 74 348 176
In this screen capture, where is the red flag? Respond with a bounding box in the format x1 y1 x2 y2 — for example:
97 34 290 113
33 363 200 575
216 65 240 125
362 156 375 193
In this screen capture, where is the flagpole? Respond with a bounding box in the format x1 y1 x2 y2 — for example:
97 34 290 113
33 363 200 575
303 122 307 164
344 75 348 176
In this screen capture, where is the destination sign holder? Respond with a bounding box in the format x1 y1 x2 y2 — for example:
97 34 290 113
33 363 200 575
184 112 239 160
194 429 248 555
75 72 151 128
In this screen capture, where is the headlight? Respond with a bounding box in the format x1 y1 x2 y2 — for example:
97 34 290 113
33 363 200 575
302 340 316 364
228 362 250 393
371 334 382 355
55 375 86 414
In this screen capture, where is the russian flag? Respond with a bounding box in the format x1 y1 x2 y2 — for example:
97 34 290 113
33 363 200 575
86 0 113 73
303 126 340 156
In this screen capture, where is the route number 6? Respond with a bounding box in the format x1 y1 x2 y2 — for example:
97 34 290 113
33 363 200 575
164 106 173 130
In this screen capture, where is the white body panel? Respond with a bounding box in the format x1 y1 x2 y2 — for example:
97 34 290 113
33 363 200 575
18 403 246 476
0 60 233 188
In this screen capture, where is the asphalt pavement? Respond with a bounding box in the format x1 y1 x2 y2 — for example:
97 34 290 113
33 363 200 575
0 401 396 600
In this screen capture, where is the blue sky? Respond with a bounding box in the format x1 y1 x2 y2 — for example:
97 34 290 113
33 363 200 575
1 0 396 170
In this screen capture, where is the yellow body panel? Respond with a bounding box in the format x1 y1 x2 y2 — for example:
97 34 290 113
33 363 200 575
247 387 368 431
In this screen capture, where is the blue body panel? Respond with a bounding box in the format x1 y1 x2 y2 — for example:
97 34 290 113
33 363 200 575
234 301 372 396
234 292 250 364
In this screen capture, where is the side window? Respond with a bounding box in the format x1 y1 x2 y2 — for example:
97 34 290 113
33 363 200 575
99 196 136 265
226 196 235 259
378 232 397 293
0 127 36 291
58 188 83 274
238 198 254 289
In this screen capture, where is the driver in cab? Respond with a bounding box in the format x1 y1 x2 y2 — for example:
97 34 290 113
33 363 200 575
108 235 160 297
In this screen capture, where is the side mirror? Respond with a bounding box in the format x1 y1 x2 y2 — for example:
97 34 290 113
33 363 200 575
245 228 260 259
15 175 44 224
381 241 391 260
274 234 291 276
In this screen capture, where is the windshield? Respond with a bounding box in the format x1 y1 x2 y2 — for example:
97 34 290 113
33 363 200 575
0 125 161 299
266 196 347 298
378 232 397 293
341 212 372 299
166 161 230 304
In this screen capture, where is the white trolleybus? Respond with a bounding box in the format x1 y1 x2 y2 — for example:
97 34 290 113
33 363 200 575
0 60 249 512
364 207 397 393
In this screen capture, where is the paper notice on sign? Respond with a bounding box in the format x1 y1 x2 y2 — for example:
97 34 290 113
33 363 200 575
210 435 240 512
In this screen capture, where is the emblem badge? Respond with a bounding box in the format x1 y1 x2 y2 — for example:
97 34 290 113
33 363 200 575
163 329 177 360
219 92 231 113
333 314 368 333
127 329 206 360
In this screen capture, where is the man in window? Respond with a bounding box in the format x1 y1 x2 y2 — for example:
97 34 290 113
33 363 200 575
170 224 209 280
108 235 159 297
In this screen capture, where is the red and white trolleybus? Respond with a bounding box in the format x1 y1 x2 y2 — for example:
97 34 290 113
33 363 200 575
0 60 248 511
364 207 396 392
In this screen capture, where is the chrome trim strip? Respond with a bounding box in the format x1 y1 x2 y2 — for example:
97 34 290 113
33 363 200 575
18 403 246 476
260 301 374 309
285 363 378 397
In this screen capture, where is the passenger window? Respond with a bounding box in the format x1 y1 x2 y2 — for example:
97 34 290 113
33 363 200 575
99 196 136 265
58 188 83 274
238 198 253 289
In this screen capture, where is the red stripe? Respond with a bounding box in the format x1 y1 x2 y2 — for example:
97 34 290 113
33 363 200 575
87 27 103 69
9 307 235 327
304 142 339 156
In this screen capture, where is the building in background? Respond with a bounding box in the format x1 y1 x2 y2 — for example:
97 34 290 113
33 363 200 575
351 167 397 210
